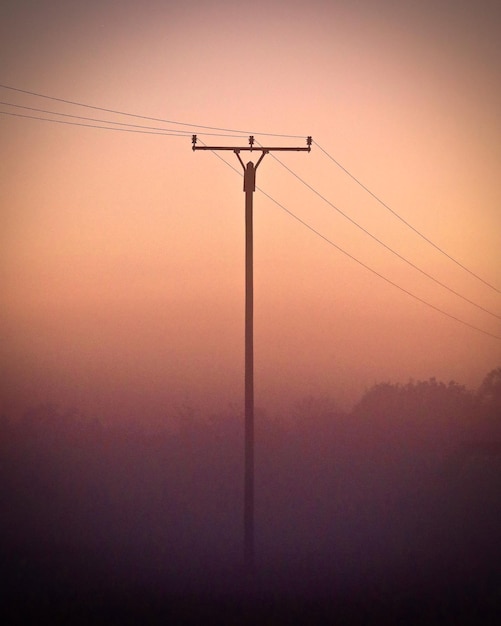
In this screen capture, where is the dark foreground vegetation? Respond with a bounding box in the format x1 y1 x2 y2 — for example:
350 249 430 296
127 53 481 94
2 369 500 624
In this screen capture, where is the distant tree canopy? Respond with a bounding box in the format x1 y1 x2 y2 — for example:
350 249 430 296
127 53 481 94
353 377 474 421
348 370 501 454
477 366 501 415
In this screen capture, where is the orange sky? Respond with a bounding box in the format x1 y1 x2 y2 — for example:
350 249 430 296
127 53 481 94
1 0 500 422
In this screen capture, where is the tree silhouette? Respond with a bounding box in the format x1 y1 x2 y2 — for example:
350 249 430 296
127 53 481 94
477 366 501 416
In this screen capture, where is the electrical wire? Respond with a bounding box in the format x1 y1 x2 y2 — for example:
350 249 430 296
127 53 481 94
267 150 501 321
263 196 501 340
0 100 247 137
314 140 501 295
2 86 495 298
198 140 501 341
0 84 305 139
0 109 188 135
3 85 498 336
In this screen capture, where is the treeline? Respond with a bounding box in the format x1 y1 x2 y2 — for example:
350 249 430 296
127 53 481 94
1 369 500 623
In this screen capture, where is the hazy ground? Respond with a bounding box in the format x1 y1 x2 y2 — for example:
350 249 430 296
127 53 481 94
2 373 500 624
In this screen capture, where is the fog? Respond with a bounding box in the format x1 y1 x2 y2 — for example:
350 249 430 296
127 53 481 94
2 369 500 623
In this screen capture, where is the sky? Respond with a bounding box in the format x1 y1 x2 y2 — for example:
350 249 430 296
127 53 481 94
1 0 500 423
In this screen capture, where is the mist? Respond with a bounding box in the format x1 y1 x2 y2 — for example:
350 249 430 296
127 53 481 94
2 1 501 622
2 369 500 623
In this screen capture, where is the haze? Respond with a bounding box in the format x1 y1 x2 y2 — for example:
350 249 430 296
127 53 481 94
2 2 501 621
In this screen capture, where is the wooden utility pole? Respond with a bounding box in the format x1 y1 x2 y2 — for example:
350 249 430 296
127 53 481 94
192 134 312 572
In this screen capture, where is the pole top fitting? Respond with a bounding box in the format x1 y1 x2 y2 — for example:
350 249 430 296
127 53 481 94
307 136 312 151
249 135 255 151
192 135 197 150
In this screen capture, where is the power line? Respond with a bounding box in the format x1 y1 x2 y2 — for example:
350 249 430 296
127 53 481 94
0 84 305 139
203 141 501 342
314 140 501 295
0 110 188 135
0 100 246 137
267 150 501 321
265 195 501 341
3 84 498 337
2 87 497 299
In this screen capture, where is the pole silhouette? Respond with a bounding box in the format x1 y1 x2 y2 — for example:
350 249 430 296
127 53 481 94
192 134 311 572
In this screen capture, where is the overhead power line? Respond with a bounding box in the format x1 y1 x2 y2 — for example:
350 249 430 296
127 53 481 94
3 84 498 337
5 86 495 296
0 84 304 138
314 140 501 295
2 87 497 297
0 110 188 135
267 150 501 321
203 141 501 342
0 101 245 137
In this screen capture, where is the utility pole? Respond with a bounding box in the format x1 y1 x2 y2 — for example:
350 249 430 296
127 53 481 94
192 134 312 573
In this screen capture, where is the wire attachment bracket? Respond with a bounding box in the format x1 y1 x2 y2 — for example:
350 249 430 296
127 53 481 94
192 135 312 152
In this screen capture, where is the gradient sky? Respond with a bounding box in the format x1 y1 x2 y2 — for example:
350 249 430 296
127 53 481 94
1 0 500 422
